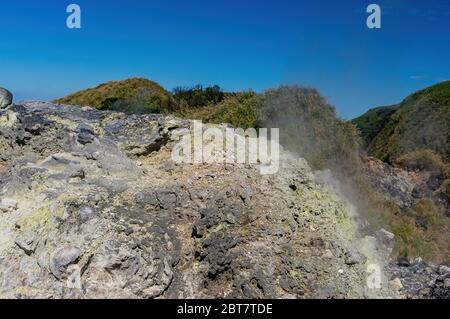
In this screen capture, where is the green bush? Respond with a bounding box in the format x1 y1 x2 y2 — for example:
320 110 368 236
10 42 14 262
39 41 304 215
208 92 261 129
409 199 440 229
388 198 449 262
105 87 166 114
172 85 225 109
177 92 260 129
392 220 426 260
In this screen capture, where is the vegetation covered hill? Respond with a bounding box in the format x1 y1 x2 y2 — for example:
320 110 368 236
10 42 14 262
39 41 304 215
353 81 450 166
53 78 176 114
352 105 398 147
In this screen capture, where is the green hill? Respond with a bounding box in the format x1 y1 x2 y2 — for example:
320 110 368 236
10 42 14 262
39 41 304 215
353 81 450 166
353 82 450 262
352 105 398 147
53 78 176 114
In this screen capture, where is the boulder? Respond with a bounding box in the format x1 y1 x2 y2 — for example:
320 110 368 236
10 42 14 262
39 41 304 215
15 231 38 255
438 265 450 275
0 87 13 109
389 277 403 292
49 246 82 279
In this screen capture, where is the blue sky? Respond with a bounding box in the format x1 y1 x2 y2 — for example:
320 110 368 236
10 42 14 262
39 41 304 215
0 0 449 119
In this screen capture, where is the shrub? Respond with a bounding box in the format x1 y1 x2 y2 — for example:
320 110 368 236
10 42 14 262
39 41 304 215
177 92 260 129
105 87 166 114
396 149 445 172
172 85 224 109
392 219 426 260
388 199 449 262
208 92 261 129
409 199 441 230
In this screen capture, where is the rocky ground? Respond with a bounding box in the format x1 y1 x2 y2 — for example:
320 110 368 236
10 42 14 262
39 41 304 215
387 260 450 299
0 100 402 299
363 157 450 298
363 156 448 211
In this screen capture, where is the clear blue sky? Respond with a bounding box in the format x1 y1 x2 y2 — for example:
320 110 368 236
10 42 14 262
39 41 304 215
0 0 449 119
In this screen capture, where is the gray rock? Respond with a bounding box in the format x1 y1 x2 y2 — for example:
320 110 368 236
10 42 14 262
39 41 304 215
49 246 82 280
156 190 178 209
387 261 450 299
438 265 450 275
345 250 365 265
375 228 395 251
0 198 18 212
76 124 96 145
0 87 13 109
389 277 403 292
444 278 450 289
419 288 431 297
15 231 38 255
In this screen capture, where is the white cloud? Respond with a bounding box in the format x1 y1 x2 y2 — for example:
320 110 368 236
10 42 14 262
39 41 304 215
410 75 425 80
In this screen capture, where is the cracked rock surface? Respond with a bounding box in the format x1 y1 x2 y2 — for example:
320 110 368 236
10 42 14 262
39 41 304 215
0 101 396 299
387 260 450 299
